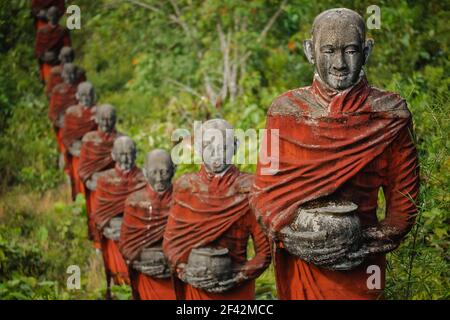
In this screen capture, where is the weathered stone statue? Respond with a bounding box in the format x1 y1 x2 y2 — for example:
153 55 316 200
35 6 71 83
92 136 146 299
62 82 98 200
251 8 420 300
119 149 176 300
31 0 65 31
78 104 121 248
45 47 86 99
163 119 271 300
49 63 79 155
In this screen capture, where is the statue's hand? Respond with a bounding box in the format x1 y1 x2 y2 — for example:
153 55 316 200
176 263 187 282
207 272 247 293
360 226 402 255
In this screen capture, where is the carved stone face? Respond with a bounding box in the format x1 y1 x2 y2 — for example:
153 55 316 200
112 137 136 171
62 63 77 84
198 119 236 174
96 104 116 133
144 150 174 193
76 82 96 107
59 47 75 64
47 6 59 25
304 9 373 91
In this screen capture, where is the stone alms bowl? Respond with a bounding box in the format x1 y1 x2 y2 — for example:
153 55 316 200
285 199 365 270
185 247 233 283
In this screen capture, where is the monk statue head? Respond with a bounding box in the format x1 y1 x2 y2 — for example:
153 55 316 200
76 82 96 107
59 47 75 64
112 136 137 172
61 63 77 85
303 8 374 90
144 149 175 193
197 118 238 174
46 6 60 26
96 104 117 133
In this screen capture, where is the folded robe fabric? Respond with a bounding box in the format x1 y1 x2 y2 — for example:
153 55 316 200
120 184 175 300
120 185 172 262
250 74 419 300
163 165 271 300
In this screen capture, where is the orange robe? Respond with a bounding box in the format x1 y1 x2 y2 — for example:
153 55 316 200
92 166 146 285
35 23 71 82
119 185 176 300
250 75 420 300
78 130 119 246
163 166 271 300
62 104 97 200
48 82 78 156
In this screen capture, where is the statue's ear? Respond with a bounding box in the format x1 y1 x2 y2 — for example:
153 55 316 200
363 39 374 65
303 40 315 64
111 150 117 162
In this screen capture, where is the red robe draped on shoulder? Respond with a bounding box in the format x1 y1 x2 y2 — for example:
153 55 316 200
45 65 86 99
35 23 71 82
48 82 78 154
92 166 146 285
119 185 176 300
163 165 271 300
78 130 118 247
62 104 97 200
250 74 420 300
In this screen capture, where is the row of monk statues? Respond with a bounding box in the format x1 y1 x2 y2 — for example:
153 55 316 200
32 3 420 300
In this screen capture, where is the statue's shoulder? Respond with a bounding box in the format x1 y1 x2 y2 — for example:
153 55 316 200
51 65 62 75
52 83 66 95
126 189 148 207
66 104 82 116
268 86 313 117
368 86 410 117
97 168 116 183
173 173 198 193
82 131 100 143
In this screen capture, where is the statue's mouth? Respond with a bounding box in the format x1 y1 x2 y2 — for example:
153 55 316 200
329 72 349 80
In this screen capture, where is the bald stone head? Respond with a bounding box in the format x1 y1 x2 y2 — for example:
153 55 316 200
76 82 96 107
59 47 75 64
303 8 373 90
62 63 77 85
144 149 175 193
196 118 238 174
96 104 116 133
112 136 137 171
47 6 60 25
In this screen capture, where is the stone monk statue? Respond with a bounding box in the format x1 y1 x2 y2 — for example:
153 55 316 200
45 47 86 99
251 8 420 300
92 136 146 299
35 6 71 83
78 104 121 249
163 119 271 300
31 0 65 31
49 63 79 158
120 149 176 300
62 82 98 201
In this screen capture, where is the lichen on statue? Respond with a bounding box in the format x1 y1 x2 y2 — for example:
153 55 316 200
251 8 420 300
